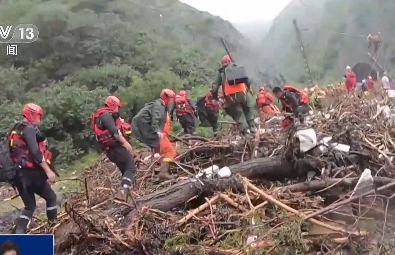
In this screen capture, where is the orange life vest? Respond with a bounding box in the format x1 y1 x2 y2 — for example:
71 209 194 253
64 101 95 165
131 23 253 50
174 95 194 117
204 92 219 113
223 82 246 96
282 85 309 108
7 123 52 168
256 91 275 107
91 107 131 149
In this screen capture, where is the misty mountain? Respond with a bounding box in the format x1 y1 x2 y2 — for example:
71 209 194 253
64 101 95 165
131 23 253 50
233 20 271 44
261 0 394 83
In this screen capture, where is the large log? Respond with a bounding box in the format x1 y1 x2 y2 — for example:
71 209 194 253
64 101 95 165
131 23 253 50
280 177 395 193
54 154 364 251
116 156 296 219
54 156 295 251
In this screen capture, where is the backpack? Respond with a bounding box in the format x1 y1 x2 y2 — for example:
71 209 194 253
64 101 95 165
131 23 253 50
224 64 249 85
0 137 17 184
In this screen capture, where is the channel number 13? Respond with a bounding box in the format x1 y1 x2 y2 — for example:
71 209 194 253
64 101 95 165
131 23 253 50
19 27 35 40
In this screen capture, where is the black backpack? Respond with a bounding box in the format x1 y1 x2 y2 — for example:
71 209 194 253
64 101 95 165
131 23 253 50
0 137 17 184
224 63 249 85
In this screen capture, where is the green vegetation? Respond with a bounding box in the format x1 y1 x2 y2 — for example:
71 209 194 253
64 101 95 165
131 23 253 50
0 0 245 167
262 0 395 84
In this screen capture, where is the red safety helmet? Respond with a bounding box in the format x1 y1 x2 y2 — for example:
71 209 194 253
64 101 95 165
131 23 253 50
160 89 176 100
22 103 43 123
221 55 231 66
105 96 122 110
179 90 187 97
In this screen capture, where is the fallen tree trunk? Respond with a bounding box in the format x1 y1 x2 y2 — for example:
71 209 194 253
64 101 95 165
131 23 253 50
117 156 295 219
55 156 294 250
280 176 395 193
54 154 364 251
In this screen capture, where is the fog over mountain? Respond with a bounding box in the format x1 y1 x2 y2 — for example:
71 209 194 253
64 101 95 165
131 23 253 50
232 20 271 44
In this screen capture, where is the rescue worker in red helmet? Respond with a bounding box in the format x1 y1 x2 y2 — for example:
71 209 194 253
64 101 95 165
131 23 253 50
272 86 310 128
256 87 279 117
8 103 57 234
169 90 197 135
195 91 220 136
132 89 177 180
367 76 374 90
211 55 256 139
91 96 136 197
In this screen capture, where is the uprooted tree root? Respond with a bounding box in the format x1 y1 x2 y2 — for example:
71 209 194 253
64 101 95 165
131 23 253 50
4 90 395 255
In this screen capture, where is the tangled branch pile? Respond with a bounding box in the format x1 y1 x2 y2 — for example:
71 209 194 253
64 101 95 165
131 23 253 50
31 93 395 255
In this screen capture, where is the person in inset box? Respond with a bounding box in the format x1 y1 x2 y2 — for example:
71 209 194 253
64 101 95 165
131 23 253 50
1 240 19 255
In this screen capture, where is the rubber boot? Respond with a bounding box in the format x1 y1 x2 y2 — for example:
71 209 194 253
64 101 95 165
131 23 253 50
14 217 29 234
158 162 174 181
242 129 254 139
249 122 257 134
115 183 130 201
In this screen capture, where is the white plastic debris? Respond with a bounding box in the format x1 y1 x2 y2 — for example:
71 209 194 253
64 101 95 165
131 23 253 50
230 135 242 145
324 114 330 119
318 136 350 153
387 89 395 98
295 128 317 152
246 236 257 246
195 165 219 179
351 169 374 196
382 105 390 119
142 153 160 163
143 155 152 163
217 166 231 178
331 143 350 152
259 128 265 135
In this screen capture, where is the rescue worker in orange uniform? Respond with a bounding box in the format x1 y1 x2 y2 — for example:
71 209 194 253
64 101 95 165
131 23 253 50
196 92 220 136
91 96 136 196
256 87 279 116
211 55 256 138
132 89 177 180
344 66 356 92
272 86 310 129
170 90 196 135
367 76 374 90
8 103 57 234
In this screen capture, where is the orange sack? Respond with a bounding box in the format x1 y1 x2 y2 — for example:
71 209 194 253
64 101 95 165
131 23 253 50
154 112 176 162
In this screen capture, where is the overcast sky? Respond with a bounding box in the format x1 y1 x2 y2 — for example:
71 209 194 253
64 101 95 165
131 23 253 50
180 0 291 22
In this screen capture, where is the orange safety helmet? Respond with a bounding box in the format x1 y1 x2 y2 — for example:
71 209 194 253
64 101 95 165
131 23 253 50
105 96 122 110
221 55 231 66
22 103 43 123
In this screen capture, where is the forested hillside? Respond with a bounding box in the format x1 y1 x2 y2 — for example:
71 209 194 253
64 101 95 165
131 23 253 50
0 0 250 165
261 0 395 84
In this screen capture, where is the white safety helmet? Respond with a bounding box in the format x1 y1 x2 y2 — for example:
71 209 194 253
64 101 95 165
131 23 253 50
346 66 351 70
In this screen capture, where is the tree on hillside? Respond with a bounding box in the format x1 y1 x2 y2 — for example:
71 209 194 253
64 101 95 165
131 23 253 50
0 0 244 165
